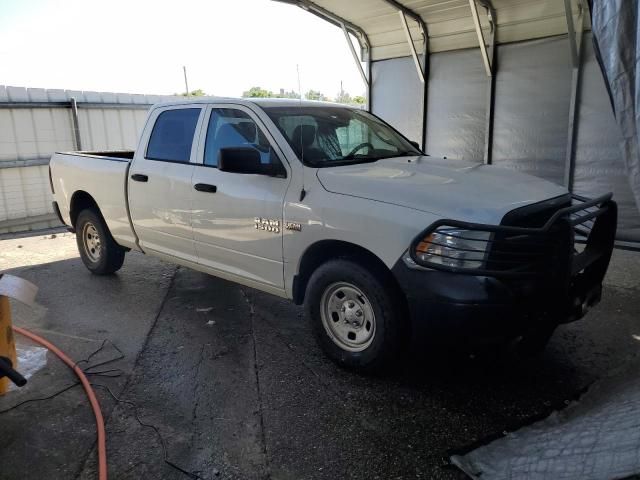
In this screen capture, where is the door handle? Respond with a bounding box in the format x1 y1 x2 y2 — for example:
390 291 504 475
194 183 217 193
131 174 149 182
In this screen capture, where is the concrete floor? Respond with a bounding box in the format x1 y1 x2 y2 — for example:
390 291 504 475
0 233 638 479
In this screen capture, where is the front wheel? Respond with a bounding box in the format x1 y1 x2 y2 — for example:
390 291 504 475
76 209 125 275
305 259 406 373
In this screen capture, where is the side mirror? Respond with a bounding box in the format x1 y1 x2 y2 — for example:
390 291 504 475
218 147 285 177
409 140 421 152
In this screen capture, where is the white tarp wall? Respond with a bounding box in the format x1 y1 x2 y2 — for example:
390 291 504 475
0 86 179 235
371 34 640 243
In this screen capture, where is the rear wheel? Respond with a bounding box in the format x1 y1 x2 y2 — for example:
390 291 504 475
76 209 125 275
306 259 406 373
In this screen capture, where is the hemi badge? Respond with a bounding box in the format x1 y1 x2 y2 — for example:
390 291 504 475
285 222 302 231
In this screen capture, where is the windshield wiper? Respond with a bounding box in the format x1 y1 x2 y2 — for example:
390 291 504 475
315 157 381 168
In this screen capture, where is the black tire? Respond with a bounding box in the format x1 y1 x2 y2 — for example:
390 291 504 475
75 208 125 275
305 259 406 373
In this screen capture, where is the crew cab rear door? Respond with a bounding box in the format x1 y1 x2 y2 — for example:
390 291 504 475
128 105 206 262
191 104 290 291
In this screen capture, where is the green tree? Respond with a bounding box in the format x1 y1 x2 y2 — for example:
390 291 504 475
242 86 274 98
305 89 327 101
352 95 366 105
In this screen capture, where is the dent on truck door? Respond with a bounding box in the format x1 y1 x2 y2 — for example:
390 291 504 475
128 106 204 262
191 106 289 289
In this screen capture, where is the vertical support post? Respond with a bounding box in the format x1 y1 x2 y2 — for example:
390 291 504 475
421 35 430 152
367 47 373 113
563 0 585 190
70 97 82 151
483 5 497 165
183 65 190 96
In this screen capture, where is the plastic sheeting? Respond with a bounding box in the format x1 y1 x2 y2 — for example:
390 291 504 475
366 33 640 241
492 36 572 184
425 48 487 161
451 363 640 479
7 345 48 392
591 0 640 219
371 57 424 146
575 34 640 241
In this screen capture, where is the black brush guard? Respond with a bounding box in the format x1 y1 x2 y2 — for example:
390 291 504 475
409 193 617 322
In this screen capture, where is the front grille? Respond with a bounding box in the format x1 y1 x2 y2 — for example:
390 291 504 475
409 193 616 279
487 195 573 277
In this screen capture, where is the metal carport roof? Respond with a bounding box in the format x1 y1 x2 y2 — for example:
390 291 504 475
277 0 587 61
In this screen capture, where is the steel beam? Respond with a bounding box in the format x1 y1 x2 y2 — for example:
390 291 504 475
398 11 425 84
381 0 429 150
274 0 372 110
0 157 50 169
0 101 152 110
342 24 369 92
273 0 369 47
70 98 82 151
564 0 583 68
469 0 493 77
563 0 586 190
0 213 59 230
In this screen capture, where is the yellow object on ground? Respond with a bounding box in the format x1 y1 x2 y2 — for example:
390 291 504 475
0 295 16 395
0 274 38 395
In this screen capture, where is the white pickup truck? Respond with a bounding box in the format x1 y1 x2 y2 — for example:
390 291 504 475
49 98 617 371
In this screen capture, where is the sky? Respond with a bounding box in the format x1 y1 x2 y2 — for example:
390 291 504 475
0 0 366 99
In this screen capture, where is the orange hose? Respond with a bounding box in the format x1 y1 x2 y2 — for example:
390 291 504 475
13 326 107 480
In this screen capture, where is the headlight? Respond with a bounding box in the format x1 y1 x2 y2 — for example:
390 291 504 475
410 229 491 269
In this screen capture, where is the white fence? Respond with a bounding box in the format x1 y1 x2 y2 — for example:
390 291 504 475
0 86 180 234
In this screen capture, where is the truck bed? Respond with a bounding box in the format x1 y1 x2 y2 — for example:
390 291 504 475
49 151 138 250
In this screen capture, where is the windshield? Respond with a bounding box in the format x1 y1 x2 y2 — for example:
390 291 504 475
262 106 421 167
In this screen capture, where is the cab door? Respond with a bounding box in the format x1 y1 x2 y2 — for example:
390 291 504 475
191 104 290 290
128 105 205 263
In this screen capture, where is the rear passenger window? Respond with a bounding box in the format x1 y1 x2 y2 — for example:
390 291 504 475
146 108 201 162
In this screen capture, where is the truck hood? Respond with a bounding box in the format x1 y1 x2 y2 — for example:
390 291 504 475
316 156 568 224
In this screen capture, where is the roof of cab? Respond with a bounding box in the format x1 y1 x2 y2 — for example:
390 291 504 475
151 97 351 109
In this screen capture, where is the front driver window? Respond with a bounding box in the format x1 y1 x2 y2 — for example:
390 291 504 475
204 108 278 167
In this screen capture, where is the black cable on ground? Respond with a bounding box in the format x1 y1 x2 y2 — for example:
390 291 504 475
1 337 210 479
91 383 208 480
0 382 81 414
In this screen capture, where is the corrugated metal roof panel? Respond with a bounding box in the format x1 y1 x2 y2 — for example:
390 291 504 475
287 0 585 60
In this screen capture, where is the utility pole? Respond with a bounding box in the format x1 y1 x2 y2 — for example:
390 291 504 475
183 66 190 96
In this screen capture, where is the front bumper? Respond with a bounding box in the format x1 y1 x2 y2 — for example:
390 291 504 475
392 262 603 347
394 193 617 346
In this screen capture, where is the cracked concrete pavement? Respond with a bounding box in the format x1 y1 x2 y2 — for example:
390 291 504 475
0 234 639 479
